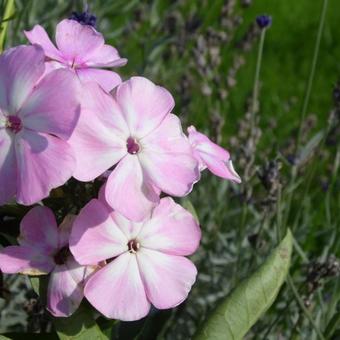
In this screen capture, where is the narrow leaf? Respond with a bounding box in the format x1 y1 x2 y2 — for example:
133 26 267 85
0 0 15 52
195 229 293 340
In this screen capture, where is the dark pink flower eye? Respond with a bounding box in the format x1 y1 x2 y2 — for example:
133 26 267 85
126 137 140 154
6 115 22 133
127 239 140 253
54 246 70 265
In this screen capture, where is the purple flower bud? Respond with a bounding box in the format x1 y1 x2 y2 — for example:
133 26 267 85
69 10 97 27
256 15 272 29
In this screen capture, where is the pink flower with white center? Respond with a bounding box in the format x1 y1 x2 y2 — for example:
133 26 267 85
25 19 127 92
0 45 80 205
0 206 96 317
187 126 241 183
69 77 200 221
69 197 201 321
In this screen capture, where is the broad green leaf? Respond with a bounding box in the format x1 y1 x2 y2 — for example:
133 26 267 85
54 304 107 340
195 229 293 340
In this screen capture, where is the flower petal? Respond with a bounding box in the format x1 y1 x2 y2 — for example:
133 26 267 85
0 129 16 204
19 69 81 140
68 82 127 181
138 197 201 256
0 245 54 275
76 68 122 94
15 130 75 205
58 214 76 249
0 45 45 113
115 77 175 138
82 44 127 68
70 199 127 265
139 114 199 196
47 262 84 317
105 155 159 222
24 25 63 62
137 248 197 309
187 126 241 182
19 206 58 253
84 253 150 321
55 19 104 64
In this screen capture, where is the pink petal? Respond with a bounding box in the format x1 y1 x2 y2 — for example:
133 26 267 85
19 206 58 254
24 25 63 62
137 248 197 309
47 262 84 317
84 252 150 321
76 68 122 93
70 199 127 265
139 114 199 196
19 69 80 140
55 19 104 65
15 130 75 205
138 197 201 256
0 45 45 113
58 214 76 249
98 182 113 212
68 82 127 181
115 77 175 138
105 155 159 222
0 129 16 204
187 126 241 183
83 44 127 68
0 245 54 275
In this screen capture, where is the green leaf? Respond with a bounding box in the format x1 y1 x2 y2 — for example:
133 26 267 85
0 0 15 52
195 229 293 340
54 304 107 340
180 198 199 223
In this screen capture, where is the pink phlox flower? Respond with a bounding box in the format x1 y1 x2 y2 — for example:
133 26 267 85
187 125 241 183
24 19 127 92
68 77 200 221
69 197 201 321
0 206 97 317
0 45 80 205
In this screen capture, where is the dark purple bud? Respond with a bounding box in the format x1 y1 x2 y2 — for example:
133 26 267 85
69 10 97 28
256 15 272 29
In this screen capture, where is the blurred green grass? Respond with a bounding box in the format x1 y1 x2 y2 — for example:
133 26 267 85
1 0 339 338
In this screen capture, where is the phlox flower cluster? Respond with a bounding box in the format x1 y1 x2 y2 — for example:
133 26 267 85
0 14 241 320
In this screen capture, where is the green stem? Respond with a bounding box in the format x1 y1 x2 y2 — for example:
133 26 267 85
251 28 266 121
296 0 328 151
0 0 15 53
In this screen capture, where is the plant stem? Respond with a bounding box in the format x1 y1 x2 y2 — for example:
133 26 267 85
296 0 328 151
0 0 15 52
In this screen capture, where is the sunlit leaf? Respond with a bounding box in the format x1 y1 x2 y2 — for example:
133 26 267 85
195 229 293 340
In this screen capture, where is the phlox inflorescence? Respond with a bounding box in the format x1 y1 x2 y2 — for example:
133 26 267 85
0 11 241 321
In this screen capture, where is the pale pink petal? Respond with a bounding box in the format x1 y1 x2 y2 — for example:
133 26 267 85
105 155 159 222
84 252 150 321
110 210 144 241
47 263 83 317
137 248 197 309
187 126 241 183
19 69 81 140
83 44 127 68
55 19 104 64
70 199 127 265
19 206 58 254
115 77 175 138
0 129 16 204
15 130 75 205
65 256 97 286
139 114 199 196
0 45 45 113
76 68 122 93
138 197 201 256
98 182 113 212
0 245 54 275
58 214 76 249
24 25 63 62
68 82 127 181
